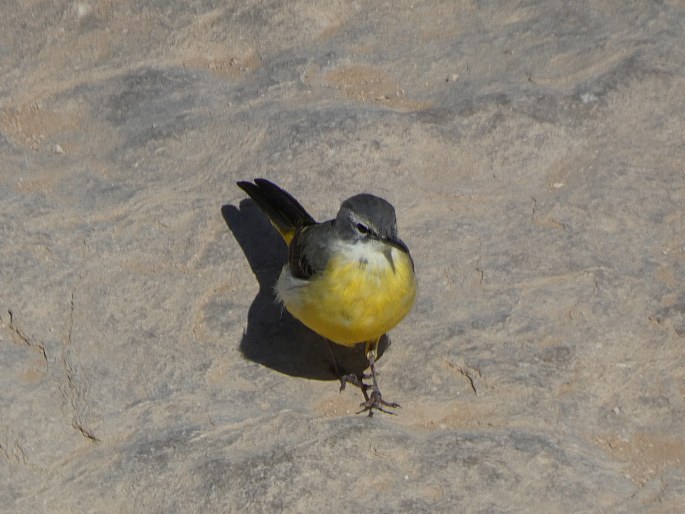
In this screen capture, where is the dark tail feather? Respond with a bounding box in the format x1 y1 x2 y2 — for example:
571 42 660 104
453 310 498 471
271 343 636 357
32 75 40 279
236 178 316 243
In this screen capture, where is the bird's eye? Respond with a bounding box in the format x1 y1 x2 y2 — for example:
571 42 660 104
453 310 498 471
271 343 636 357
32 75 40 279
356 223 369 234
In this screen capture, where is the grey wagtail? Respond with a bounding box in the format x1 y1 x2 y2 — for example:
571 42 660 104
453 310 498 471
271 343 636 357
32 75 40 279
237 178 417 415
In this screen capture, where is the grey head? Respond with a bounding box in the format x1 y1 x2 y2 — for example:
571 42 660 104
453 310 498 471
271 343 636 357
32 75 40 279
335 193 409 253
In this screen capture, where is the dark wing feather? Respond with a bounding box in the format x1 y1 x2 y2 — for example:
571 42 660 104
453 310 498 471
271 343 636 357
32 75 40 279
236 179 316 243
288 222 334 280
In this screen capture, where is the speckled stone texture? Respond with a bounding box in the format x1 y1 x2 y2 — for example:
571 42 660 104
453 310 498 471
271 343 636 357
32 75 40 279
1 1 683 512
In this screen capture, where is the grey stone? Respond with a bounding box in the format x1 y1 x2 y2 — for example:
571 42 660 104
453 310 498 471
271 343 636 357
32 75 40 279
1 0 684 512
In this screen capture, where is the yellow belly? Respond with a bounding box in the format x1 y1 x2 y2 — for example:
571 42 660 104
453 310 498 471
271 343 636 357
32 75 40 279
277 246 417 346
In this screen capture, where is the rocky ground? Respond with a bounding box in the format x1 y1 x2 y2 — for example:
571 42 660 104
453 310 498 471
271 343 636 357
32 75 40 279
1 1 684 512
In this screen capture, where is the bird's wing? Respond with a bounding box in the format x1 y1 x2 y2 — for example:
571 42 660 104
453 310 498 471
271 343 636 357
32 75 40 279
288 221 335 280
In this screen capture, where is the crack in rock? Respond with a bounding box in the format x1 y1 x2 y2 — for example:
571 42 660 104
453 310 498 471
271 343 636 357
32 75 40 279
5 309 48 368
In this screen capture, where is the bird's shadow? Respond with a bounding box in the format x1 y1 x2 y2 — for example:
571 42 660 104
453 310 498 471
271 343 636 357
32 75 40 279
221 199 389 381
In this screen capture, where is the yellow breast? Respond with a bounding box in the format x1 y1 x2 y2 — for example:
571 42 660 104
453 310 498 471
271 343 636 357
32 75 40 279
276 241 417 346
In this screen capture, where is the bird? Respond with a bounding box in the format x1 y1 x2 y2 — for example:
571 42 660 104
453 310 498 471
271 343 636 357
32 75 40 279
236 178 417 415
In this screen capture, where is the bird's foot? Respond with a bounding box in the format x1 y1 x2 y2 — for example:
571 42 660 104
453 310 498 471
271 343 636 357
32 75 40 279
336 343 399 417
357 389 400 417
339 373 370 404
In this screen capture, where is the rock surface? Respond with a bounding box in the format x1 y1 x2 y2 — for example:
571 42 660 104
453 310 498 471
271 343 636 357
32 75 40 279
1 1 684 512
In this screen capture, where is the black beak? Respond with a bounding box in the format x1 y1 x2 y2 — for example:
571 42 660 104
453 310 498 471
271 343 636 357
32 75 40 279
384 235 410 254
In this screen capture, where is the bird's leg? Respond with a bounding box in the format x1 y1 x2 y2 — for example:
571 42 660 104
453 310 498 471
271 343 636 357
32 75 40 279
328 341 370 401
358 339 400 417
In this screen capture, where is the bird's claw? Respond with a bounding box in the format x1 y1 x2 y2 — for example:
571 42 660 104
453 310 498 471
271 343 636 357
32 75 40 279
357 390 400 417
